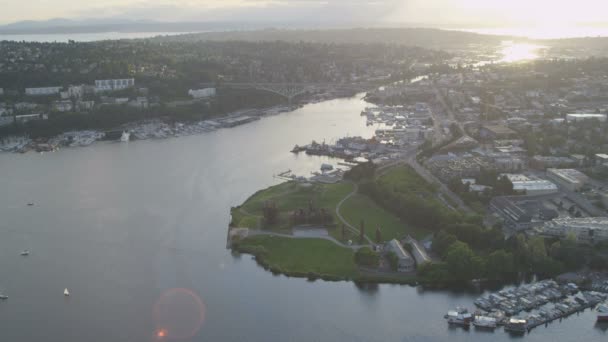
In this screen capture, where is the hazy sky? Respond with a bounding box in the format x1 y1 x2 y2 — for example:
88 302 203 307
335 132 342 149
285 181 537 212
0 0 607 26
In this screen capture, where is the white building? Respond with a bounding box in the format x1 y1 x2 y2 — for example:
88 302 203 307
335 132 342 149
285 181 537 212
547 168 589 191
566 113 607 123
386 239 415 272
537 217 608 244
52 100 73 112
76 100 95 112
95 79 135 92
128 97 149 109
25 86 62 96
67 85 85 99
15 114 47 123
188 88 216 99
596 154 608 166
502 174 559 195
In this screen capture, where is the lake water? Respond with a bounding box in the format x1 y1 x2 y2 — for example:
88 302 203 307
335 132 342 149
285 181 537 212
0 95 605 341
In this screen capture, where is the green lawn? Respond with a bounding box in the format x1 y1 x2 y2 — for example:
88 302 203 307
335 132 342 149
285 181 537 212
378 165 435 193
231 181 354 232
237 235 359 278
340 193 429 240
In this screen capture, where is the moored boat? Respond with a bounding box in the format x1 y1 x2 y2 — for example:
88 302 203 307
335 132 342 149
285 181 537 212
120 131 130 142
505 318 527 334
446 307 472 328
473 316 497 330
597 303 608 322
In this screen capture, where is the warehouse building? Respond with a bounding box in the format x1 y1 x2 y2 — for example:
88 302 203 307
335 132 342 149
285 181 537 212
546 169 589 191
536 217 608 244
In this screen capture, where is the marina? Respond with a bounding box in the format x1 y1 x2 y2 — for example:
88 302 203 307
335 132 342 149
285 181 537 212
446 279 608 335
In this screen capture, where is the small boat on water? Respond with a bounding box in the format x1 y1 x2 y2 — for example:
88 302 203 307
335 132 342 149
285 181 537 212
20 250 30 256
473 316 497 330
447 315 472 328
504 318 527 334
597 303 608 322
0 295 8 300
64 288 70 296
446 307 472 328
27 203 34 206
120 131 130 142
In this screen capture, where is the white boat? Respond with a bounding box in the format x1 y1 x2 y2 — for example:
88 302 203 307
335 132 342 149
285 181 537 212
505 318 527 334
120 131 130 142
0 295 8 300
447 314 471 327
446 307 472 328
64 288 70 296
473 316 497 330
20 250 30 256
597 303 608 322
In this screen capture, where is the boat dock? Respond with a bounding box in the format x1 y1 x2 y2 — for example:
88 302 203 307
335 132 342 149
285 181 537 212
449 279 608 335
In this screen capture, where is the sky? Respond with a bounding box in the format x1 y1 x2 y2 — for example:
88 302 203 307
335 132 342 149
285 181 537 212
0 0 607 27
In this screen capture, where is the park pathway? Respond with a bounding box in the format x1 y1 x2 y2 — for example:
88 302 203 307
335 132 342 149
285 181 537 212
335 182 374 245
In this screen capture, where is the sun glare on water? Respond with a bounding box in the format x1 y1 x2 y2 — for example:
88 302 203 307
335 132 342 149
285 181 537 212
499 42 544 63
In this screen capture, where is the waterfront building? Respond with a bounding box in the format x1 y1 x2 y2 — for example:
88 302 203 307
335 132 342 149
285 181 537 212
15 113 47 124
566 113 607 123
52 100 73 112
595 154 608 166
95 79 135 92
386 239 415 272
25 86 62 96
188 88 216 99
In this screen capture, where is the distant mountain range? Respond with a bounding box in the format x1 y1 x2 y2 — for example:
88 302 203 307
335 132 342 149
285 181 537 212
0 19 403 35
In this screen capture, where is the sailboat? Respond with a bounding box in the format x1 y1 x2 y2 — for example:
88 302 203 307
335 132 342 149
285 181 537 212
64 288 70 296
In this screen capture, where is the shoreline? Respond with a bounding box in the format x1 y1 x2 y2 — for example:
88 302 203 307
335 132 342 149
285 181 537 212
0 93 356 154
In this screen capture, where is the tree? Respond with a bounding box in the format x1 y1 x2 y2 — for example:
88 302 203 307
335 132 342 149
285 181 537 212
445 241 476 283
433 230 458 258
354 247 380 267
485 250 515 280
262 201 279 224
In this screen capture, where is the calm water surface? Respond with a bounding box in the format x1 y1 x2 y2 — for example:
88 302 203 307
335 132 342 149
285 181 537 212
0 95 605 341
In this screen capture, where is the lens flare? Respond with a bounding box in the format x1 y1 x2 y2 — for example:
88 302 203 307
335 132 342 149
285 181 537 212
153 288 206 340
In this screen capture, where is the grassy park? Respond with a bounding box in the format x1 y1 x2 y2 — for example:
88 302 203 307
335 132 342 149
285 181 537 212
230 181 352 233
234 235 359 279
339 193 429 240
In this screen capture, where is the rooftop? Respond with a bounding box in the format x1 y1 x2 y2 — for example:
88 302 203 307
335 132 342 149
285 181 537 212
482 124 517 135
